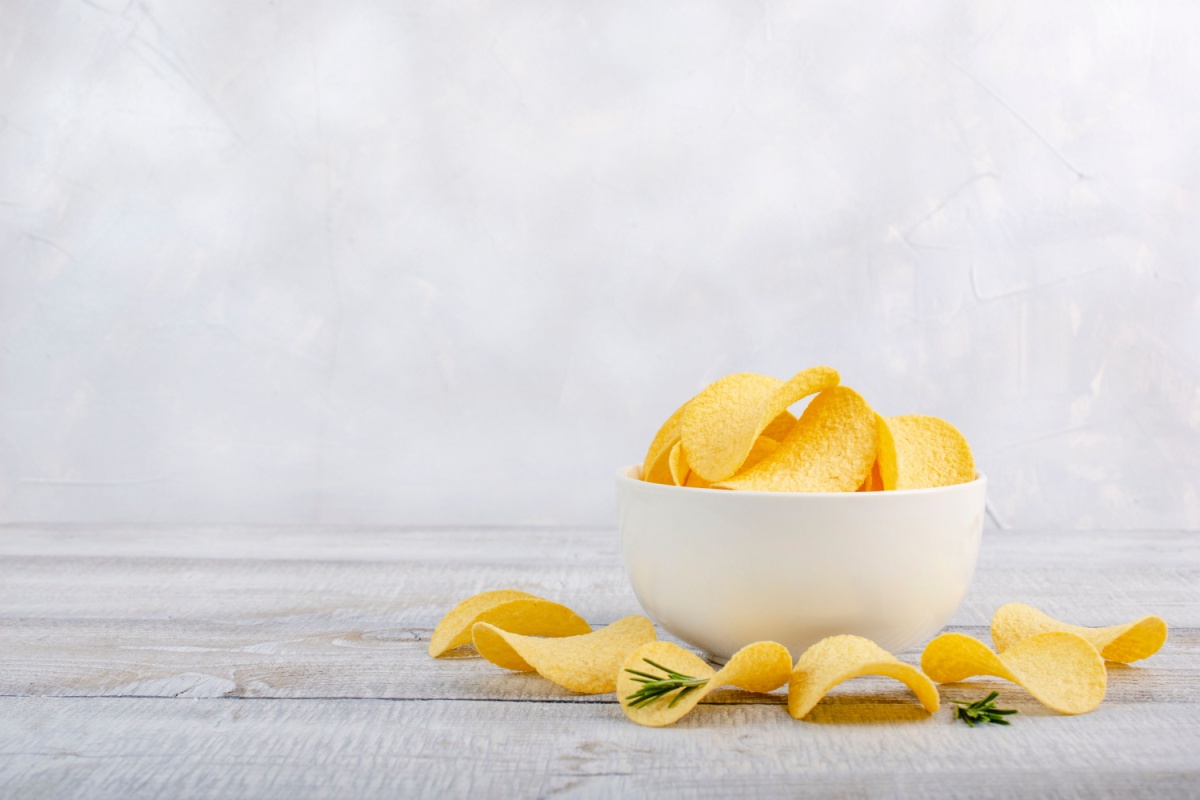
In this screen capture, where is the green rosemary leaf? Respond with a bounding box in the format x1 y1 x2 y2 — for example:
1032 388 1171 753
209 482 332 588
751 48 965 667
622 658 710 709
951 692 1018 727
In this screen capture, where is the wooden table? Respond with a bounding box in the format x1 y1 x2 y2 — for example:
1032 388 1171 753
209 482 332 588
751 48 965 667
1 525 1197 798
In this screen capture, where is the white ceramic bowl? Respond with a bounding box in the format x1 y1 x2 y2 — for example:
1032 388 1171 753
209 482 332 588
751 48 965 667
616 466 986 661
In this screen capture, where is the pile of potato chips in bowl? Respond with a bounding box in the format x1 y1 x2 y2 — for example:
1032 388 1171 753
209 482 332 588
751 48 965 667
616 365 987 661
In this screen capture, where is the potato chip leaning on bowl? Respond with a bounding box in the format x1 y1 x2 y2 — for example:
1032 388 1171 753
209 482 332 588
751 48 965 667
991 603 1168 664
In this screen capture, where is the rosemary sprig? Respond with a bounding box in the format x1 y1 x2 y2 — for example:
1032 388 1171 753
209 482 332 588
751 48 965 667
950 691 1018 727
624 658 710 709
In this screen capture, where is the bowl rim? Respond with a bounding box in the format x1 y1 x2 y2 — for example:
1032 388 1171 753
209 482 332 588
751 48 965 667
617 464 986 498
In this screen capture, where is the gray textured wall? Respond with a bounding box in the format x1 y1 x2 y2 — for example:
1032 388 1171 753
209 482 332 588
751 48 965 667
2 0 1198 528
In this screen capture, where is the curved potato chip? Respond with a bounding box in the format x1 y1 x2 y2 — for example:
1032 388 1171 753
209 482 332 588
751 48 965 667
874 414 897 490
856 459 884 492
741 435 779 471
788 635 939 719
878 415 974 490
716 387 877 493
641 399 690 485
992 603 1167 664
642 447 677 485
472 615 657 693
618 640 791 727
761 366 841 433
668 441 688 486
921 632 1106 715
429 591 591 657
682 437 776 489
681 373 782 482
682 367 840 483
761 410 797 443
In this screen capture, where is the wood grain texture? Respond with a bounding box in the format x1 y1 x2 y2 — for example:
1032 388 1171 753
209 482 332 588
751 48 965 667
0 525 1197 797
1 697 1197 799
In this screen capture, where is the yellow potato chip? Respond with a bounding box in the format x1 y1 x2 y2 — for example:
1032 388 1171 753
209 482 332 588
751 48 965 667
761 410 797 443
641 399 690 485
761 366 841 433
668 441 688 486
992 603 1168 664
740 435 779 472
685 436 775 489
856 459 884 492
642 446 677 485
618 640 791 727
428 590 591 657
682 367 840 483
472 615 657 694
873 413 897 490
868 459 884 490
787 635 939 719
878 414 974 490
921 631 1106 715
680 373 782 483
716 387 877 493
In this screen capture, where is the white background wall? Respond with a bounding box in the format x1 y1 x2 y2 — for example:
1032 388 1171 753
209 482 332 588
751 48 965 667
2 0 1197 529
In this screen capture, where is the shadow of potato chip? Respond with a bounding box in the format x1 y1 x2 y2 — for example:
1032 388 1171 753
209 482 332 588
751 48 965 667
802 699 936 725
437 643 482 659
697 687 787 705
936 680 1058 717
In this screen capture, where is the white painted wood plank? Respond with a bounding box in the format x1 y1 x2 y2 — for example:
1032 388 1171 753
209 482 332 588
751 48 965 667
1 527 1196 701
1 526 1198 797
1 696 1197 799
2 529 1196 628
0 524 624 563
1 525 1195 567
1 619 1195 704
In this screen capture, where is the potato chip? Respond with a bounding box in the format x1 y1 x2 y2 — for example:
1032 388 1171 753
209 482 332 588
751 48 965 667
873 414 897 490
741 435 779 471
428 590 591 657
472 615 657 693
682 367 840 483
762 366 841 432
618 640 791 727
867 459 883 491
921 631 1106 715
668 441 688 486
680 373 782 483
856 459 883 492
687 436 775 489
760 410 797 443
877 414 974 490
787 635 939 719
641 399 690 485
642 448 676 485
716 387 877 493
992 603 1168 664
